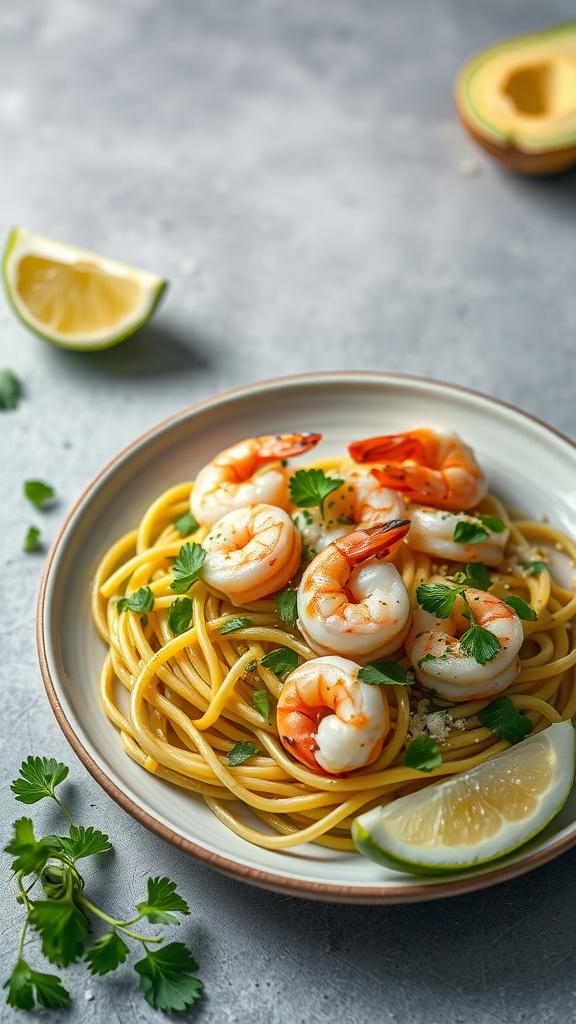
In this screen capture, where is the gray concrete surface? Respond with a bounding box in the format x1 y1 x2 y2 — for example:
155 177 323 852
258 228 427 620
2 1 576 1022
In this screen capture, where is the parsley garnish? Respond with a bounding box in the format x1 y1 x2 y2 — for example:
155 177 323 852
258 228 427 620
24 481 55 509
477 696 534 744
227 742 258 766
417 567 502 665
23 525 41 553
504 594 538 621
453 516 506 545
404 735 442 773
526 560 547 576
173 511 199 535
260 647 299 678
274 587 298 626
220 616 252 634
358 660 414 687
459 623 502 664
117 586 155 615
453 562 492 591
288 468 343 517
170 542 206 593
252 690 273 721
4 756 203 1013
0 369 21 410
167 596 193 635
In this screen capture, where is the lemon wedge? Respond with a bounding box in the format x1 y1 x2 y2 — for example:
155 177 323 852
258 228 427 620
2 226 167 350
352 721 576 874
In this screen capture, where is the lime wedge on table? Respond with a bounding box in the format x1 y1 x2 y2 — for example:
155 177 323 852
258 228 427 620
352 721 576 874
2 226 167 350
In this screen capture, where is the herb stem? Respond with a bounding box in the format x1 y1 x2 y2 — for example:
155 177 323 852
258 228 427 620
74 895 163 943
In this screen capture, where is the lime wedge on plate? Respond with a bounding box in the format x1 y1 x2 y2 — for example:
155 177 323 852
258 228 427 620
2 226 167 350
352 721 576 874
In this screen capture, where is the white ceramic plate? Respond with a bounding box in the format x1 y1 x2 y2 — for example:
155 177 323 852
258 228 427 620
38 372 576 903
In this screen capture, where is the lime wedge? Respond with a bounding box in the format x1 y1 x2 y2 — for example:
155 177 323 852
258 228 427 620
352 721 576 874
2 226 167 350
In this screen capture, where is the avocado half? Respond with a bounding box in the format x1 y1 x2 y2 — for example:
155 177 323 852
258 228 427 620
455 21 576 175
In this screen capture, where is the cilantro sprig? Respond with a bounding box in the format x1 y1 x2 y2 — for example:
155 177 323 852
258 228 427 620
0 368 21 410
453 515 506 545
4 756 203 1014
289 468 343 517
170 542 206 593
477 696 534 745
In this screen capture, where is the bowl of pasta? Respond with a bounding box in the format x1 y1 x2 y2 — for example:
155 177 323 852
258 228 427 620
37 372 576 902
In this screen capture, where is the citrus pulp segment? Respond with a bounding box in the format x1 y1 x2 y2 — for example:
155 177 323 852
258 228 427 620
352 721 576 874
2 226 167 350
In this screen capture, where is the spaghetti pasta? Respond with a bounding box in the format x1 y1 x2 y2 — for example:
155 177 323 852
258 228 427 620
91 440 576 853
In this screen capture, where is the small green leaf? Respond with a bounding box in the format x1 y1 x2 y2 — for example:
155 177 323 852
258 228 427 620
3 957 69 1010
24 480 55 508
453 562 492 592
526 560 547 576
416 583 458 619
453 521 489 545
85 932 129 976
23 525 41 552
477 696 534 745
29 897 90 967
504 594 538 622
11 756 69 804
174 511 199 535
358 661 414 687
0 368 22 410
228 741 258 766
289 468 343 517
117 586 155 615
4 817 55 875
460 624 502 665
51 824 112 862
477 514 506 533
260 646 299 677
252 689 273 721
404 735 442 773
134 942 203 1012
137 876 190 925
220 616 252 634
275 587 298 626
170 542 206 593
168 596 193 635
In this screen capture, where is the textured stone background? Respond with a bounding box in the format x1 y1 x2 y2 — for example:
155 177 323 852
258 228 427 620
2 1 576 1022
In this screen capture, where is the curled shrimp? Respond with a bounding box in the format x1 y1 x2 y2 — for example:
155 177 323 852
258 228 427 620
202 503 302 605
405 588 524 701
191 432 322 527
407 505 509 567
292 469 407 556
276 655 390 774
297 519 411 662
348 427 488 511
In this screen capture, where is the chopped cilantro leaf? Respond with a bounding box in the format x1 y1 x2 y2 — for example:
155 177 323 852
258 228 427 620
404 735 442 773
358 661 414 687
23 525 41 552
228 741 258 766
170 542 206 593
453 521 489 545
289 468 343 516
416 583 459 619
174 511 199 535
252 689 273 721
24 480 55 508
526 560 547 576
137 876 190 925
453 562 492 591
260 647 299 677
168 596 193 635
504 594 538 621
477 696 534 744
275 587 298 626
4 958 69 1010
460 624 502 664
11 756 69 804
220 616 252 634
117 586 154 615
0 369 22 410
134 942 203 1012
85 932 129 976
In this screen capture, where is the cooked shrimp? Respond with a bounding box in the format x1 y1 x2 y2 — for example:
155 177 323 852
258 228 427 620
297 520 411 662
348 427 487 511
191 432 322 527
202 503 302 605
276 655 389 774
405 588 524 701
292 469 407 556
408 505 509 567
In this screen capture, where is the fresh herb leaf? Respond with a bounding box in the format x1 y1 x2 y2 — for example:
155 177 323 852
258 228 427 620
260 646 299 677
220 616 252 634
228 741 258 766
275 587 298 626
477 696 534 744
85 932 129 976
358 660 414 687
289 468 343 516
453 562 492 591
5 818 55 876
404 735 442 773
23 525 41 552
51 824 112 862
3 958 69 1010
29 898 90 968
11 756 69 804
134 942 203 1012
526 560 547 576
117 586 154 615
0 369 21 410
170 542 206 593
460 624 502 664
174 511 199 535
478 515 506 533
252 690 273 721
416 583 459 619
167 596 193 635
504 594 538 621
24 480 55 508
137 877 190 926
453 521 489 545
245 659 257 674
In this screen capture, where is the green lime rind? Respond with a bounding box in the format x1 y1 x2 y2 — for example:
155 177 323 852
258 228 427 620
2 226 168 351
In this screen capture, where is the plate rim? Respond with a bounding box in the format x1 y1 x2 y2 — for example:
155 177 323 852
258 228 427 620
36 370 576 903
